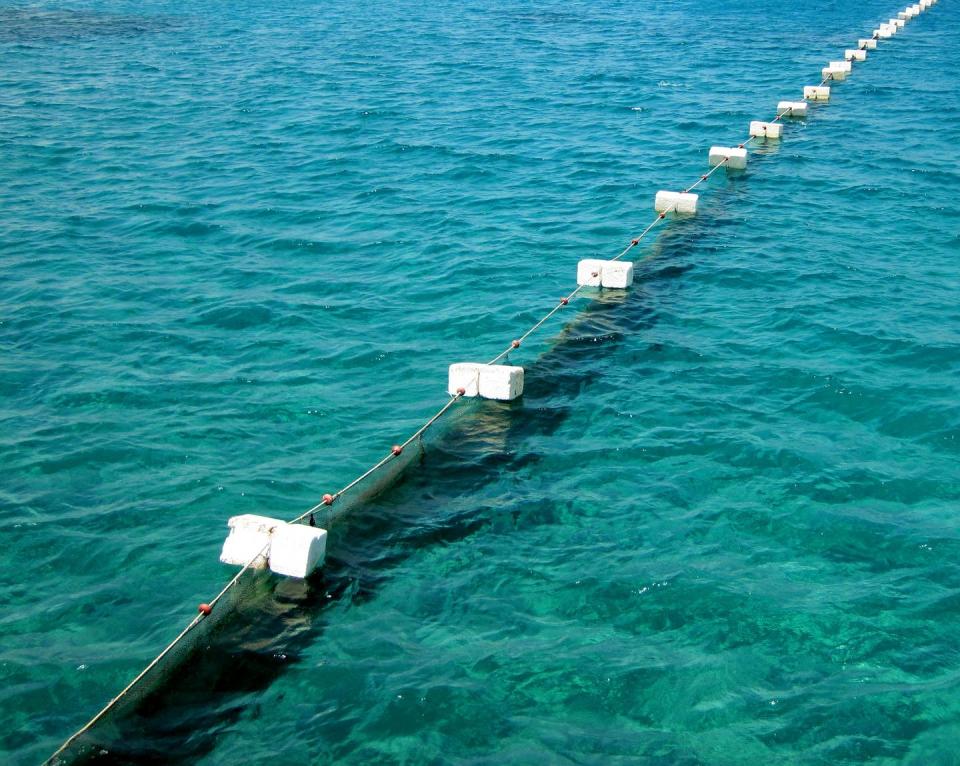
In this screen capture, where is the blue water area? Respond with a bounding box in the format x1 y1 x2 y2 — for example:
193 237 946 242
2 0 959 763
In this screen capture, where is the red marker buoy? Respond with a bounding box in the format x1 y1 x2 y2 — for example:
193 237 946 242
198 603 212 616
322 493 334 506
456 387 466 396
560 297 569 305
391 445 403 456
511 339 520 349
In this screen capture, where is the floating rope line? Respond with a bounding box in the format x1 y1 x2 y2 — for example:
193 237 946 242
45 3 939 763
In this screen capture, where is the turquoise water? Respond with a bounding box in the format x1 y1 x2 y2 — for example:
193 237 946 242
2 0 960 763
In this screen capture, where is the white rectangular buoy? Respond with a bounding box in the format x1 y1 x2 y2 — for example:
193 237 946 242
874 26 891 38
576 259 634 289
898 10 908 19
777 100 808 118
220 514 329 579
822 66 848 81
890 17 905 27
845 49 867 61
268 523 327 578
448 363 524 401
220 514 278 569
804 85 830 101
830 60 852 72
654 190 698 215
749 121 782 139
448 362 481 397
707 146 748 170
859 38 877 49
479 364 524 400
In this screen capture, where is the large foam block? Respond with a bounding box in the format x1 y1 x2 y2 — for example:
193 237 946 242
804 85 830 100
822 66 848 81
269 523 327 578
449 362 482 397
448 363 524 400
220 514 278 569
845 49 867 61
777 100 808 118
479 364 524 400
577 259 634 289
708 145 748 170
859 38 877 49
220 514 329 578
654 190 698 215
749 121 782 139
890 17 906 27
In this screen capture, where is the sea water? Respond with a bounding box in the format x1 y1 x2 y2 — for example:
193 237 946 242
1 0 959 763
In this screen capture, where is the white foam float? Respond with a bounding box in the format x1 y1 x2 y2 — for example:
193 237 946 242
448 362 524 400
576 259 634 289
708 146 748 170
654 190 698 215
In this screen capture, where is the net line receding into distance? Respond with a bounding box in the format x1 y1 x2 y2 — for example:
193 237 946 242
45 2 941 762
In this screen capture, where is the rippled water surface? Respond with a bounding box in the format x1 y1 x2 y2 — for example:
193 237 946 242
2 0 959 763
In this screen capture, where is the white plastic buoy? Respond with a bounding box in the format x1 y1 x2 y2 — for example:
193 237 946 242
220 514 328 579
654 190 698 215
845 49 867 62
859 38 878 49
890 17 905 27
269 523 328 578
577 259 634 289
707 146 748 170
823 61 851 81
220 514 275 569
804 85 830 101
777 100 808 118
749 121 782 139
448 363 524 400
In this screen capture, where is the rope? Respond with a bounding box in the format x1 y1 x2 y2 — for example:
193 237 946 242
45 4 933 761
44 541 270 765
